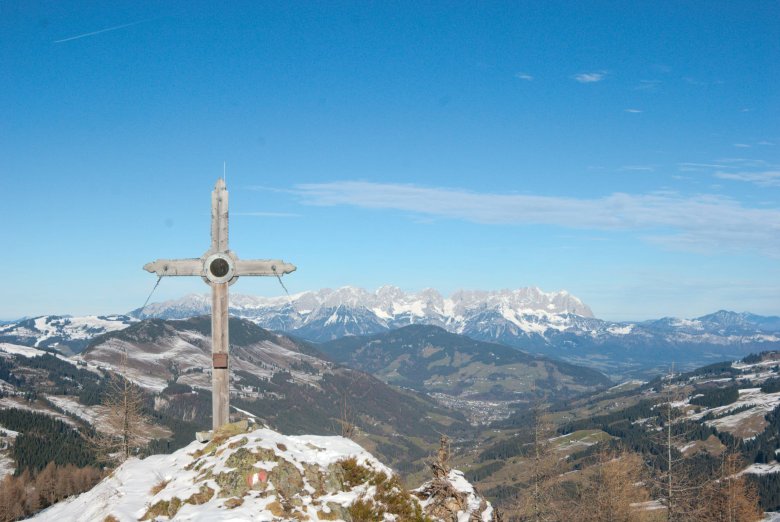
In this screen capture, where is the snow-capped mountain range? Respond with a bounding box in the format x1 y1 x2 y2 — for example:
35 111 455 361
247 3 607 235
129 286 780 377
133 286 594 339
2 286 779 377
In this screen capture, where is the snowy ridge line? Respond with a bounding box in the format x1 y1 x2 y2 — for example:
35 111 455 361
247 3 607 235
0 315 135 355
3 288 780 367
0 342 69 361
136 285 594 320
134 286 598 341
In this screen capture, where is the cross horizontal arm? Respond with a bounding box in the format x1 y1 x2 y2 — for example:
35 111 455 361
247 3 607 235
234 259 296 277
143 258 202 277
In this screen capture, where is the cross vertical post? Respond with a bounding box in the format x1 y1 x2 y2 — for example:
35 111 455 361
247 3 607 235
210 178 230 428
211 282 229 428
143 178 296 431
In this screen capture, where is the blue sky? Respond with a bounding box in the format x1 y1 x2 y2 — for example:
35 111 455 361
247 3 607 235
1 1 778 320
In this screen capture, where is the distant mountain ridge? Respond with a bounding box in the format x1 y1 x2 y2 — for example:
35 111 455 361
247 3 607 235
0 315 134 355
3 286 780 378
131 287 780 378
132 285 594 339
317 324 611 407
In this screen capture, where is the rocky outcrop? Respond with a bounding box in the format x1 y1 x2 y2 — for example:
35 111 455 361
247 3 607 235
414 436 500 522
31 422 495 522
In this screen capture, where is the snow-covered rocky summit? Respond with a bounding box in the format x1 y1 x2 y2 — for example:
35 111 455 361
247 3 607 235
31 421 497 522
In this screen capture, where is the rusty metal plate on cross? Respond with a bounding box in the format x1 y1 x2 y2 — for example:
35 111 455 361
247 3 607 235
213 353 228 369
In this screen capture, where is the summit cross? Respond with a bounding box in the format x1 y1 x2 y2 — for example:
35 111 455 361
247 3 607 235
143 178 296 430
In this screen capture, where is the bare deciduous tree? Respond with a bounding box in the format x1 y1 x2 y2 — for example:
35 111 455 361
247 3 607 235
338 392 356 439
573 448 652 522
0 463 103 521
650 369 708 521
701 452 762 522
89 350 149 465
516 402 564 522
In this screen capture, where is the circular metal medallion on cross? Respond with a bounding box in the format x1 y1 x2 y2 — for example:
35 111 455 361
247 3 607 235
203 252 236 284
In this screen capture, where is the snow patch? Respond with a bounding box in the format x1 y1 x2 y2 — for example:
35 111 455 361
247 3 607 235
742 463 780 475
607 324 634 335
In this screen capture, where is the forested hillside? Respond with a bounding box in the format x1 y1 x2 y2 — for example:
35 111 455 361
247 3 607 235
464 351 780 519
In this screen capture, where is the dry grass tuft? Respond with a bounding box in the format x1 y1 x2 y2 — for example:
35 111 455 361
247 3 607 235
150 479 170 495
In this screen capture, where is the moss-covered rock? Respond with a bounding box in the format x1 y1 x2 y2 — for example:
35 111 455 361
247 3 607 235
214 447 263 497
194 464 214 483
268 460 304 499
228 436 248 449
224 447 255 470
304 462 343 496
140 496 182 520
321 501 352 521
224 497 244 509
267 500 285 516
185 484 215 505
215 469 250 498
252 447 279 463
191 420 250 458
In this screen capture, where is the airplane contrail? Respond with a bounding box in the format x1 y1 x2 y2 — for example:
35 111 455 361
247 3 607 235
54 19 149 44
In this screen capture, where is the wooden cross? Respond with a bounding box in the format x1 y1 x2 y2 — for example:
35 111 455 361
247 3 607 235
143 178 296 430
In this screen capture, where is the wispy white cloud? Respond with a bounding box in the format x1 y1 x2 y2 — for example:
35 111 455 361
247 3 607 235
573 72 606 83
683 77 707 86
679 158 780 184
54 19 151 43
716 158 772 168
635 80 661 91
618 165 654 172
514 72 534 81
246 185 297 194
714 170 780 187
624 108 643 113
293 181 780 256
733 143 752 148
683 77 723 87
677 162 729 171
233 211 301 218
